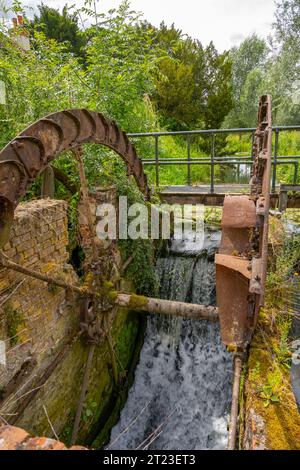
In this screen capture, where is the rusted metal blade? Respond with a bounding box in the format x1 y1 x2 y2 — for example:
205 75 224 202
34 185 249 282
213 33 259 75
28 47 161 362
216 95 272 349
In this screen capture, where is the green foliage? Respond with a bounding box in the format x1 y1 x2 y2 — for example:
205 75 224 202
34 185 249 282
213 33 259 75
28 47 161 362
224 35 268 128
0 29 83 148
232 35 268 104
83 2 158 130
266 232 300 308
82 400 97 423
152 24 233 130
225 7 300 128
274 333 292 370
31 3 87 57
273 0 300 47
0 1 158 151
103 170 159 296
258 369 282 407
249 361 261 383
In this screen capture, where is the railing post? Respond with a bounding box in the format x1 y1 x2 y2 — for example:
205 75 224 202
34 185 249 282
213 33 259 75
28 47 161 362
154 135 159 187
251 130 255 160
210 133 215 194
294 162 299 184
187 135 191 186
272 128 279 193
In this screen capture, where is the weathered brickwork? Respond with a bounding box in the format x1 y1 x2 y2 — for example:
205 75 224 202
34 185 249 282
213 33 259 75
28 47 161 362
0 200 79 422
78 186 119 266
0 424 86 450
0 194 143 450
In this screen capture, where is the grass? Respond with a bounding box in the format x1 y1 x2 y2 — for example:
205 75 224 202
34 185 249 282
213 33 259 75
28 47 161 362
243 216 300 449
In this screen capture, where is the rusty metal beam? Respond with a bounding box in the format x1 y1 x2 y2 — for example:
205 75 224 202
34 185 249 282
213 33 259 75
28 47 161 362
228 354 243 450
215 95 273 350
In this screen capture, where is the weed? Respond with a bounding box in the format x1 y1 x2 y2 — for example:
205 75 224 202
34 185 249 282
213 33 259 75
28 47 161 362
258 369 282 408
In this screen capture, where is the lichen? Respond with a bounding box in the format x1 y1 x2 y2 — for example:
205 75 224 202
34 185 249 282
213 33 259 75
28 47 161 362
14 300 144 450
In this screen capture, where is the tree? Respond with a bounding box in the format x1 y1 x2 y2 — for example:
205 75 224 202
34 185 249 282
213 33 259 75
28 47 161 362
202 43 233 129
224 35 268 127
31 3 87 57
267 0 300 124
273 0 300 47
84 2 158 131
153 57 197 129
152 24 233 130
231 35 268 104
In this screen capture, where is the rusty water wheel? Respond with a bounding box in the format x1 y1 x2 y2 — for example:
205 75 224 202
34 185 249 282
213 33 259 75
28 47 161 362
0 109 151 250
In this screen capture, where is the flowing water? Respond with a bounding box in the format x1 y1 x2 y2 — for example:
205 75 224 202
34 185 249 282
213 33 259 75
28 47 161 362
109 227 233 450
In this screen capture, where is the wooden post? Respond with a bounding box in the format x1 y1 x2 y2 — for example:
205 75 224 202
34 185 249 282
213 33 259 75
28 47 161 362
41 165 55 199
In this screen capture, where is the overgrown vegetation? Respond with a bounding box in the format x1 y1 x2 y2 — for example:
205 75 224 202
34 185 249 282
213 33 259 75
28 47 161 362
0 0 299 190
244 216 300 448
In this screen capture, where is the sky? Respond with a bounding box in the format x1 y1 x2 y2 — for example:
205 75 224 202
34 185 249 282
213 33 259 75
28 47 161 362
4 0 277 51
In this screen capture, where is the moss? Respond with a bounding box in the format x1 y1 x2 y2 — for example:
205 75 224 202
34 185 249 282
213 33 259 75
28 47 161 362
102 281 114 289
4 303 25 346
128 294 148 310
107 290 118 301
56 309 143 448
90 311 145 449
243 226 300 450
246 342 300 449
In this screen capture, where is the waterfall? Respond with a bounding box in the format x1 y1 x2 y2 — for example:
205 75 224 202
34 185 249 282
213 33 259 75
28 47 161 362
108 227 233 450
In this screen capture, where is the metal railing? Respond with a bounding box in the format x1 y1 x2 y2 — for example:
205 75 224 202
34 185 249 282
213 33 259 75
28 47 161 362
128 126 300 193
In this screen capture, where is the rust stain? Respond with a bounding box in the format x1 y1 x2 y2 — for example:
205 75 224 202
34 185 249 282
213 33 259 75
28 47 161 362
216 95 272 349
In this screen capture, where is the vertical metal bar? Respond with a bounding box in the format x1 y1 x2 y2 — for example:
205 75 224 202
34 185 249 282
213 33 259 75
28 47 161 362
272 129 279 193
251 130 255 160
210 133 215 194
187 135 191 185
155 135 159 187
237 164 240 184
228 354 243 450
294 162 298 184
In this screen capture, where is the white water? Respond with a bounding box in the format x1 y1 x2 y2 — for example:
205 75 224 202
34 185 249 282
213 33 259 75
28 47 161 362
109 228 233 450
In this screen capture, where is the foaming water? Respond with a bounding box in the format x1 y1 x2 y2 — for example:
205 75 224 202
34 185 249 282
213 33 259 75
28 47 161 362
109 228 233 450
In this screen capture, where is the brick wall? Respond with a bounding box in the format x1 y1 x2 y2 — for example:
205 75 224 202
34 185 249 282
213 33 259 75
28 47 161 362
0 199 79 417
0 424 86 450
0 194 142 448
